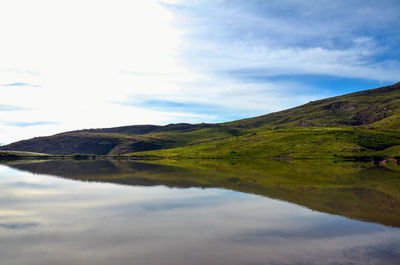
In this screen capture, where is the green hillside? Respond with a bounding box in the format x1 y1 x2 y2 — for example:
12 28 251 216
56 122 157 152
131 82 400 159
0 150 50 159
131 128 400 159
1 82 400 159
226 82 400 129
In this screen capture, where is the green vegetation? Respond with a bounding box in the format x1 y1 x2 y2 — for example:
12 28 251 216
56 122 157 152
0 150 50 160
130 128 400 159
71 154 92 160
0 82 399 159
6 158 400 227
225 82 400 129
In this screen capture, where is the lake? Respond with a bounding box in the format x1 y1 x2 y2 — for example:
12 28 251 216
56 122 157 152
1 159 400 265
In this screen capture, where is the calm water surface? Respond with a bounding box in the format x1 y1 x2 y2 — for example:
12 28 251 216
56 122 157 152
1 161 400 265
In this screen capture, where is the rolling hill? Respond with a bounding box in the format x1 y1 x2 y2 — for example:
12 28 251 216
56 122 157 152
226 81 400 129
1 82 400 159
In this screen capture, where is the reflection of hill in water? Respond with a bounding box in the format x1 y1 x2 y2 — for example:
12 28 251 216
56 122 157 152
7 159 400 228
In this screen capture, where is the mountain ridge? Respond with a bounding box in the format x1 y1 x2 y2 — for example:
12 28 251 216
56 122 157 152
225 82 400 129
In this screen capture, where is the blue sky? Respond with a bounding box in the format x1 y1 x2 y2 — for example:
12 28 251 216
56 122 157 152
0 0 399 143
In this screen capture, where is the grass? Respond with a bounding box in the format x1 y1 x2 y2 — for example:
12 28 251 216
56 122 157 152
128 128 400 159
225 82 400 129
0 150 50 159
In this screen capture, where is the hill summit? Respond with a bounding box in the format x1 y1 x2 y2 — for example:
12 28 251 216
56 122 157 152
226 82 400 129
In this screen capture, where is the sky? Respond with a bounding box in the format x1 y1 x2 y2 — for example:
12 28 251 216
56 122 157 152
1 0 399 144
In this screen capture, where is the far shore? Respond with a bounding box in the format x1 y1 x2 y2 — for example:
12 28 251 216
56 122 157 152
1 150 399 165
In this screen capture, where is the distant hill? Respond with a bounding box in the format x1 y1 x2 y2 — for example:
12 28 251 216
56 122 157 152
78 122 220 135
1 82 400 158
0 123 236 155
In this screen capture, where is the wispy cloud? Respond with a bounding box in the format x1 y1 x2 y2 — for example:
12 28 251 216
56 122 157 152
119 70 167 76
4 68 40 75
166 0 400 82
116 98 248 121
5 121 58 127
118 99 216 112
2 82 40 87
0 222 39 230
0 104 28 111
114 78 326 122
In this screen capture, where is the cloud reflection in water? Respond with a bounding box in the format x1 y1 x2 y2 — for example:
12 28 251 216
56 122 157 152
0 164 399 265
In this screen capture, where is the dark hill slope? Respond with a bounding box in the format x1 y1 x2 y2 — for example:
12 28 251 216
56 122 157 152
0 124 239 155
0 133 122 155
226 82 400 129
77 123 219 135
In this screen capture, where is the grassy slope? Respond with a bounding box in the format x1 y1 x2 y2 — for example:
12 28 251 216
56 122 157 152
0 126 243 155
130 83 400 159
7 159 400 227
130 128 400 159
0 150 50 158
225 82 400 129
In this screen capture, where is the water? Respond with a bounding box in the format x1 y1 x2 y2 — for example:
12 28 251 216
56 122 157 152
0 160 400 265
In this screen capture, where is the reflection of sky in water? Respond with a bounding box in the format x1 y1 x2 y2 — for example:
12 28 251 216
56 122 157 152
0 165 400 265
